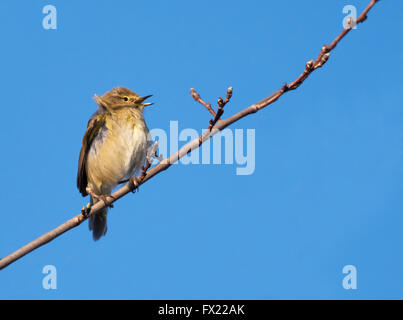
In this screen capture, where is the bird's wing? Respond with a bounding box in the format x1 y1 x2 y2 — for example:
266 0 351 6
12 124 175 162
77 112 107 196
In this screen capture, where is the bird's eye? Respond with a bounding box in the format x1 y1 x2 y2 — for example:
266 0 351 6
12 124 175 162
123 97 129 101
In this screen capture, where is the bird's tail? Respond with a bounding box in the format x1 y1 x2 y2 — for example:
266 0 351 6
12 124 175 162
89 197 108 241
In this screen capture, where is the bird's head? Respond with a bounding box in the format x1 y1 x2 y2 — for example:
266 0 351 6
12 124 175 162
94 86 153 112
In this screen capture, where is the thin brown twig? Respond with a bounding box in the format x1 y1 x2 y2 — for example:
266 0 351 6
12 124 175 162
0 0 380 270
190 88 216 117
190 86 233 131
208 87 233 131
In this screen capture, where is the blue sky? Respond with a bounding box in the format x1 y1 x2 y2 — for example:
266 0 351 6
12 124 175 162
0 0 402 299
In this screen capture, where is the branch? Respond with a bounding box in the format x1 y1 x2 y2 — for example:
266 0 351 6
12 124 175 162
0 0 380 270
191 86 233 132
190 88 217 117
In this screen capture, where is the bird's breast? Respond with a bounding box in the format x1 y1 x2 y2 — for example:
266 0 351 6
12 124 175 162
86 113 149 193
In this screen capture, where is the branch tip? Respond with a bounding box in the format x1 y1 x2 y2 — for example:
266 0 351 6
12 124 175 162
306 60 314 71
190 88 216 117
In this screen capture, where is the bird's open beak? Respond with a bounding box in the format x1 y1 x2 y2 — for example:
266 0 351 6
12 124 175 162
138 94 153 107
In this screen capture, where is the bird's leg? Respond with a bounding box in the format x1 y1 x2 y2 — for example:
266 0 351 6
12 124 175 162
86 187 116 208
128 160 151 193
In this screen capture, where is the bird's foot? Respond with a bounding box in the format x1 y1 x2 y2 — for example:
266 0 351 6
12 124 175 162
81 203 92 218
129 177 141 193
98 194 116 208
86 188 116 208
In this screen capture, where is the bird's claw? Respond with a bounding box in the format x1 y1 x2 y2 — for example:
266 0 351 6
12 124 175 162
98 195 116 208
129 177 141 193
86 187 116 208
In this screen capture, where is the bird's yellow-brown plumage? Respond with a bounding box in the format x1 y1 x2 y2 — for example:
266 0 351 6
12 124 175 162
77 87 152 240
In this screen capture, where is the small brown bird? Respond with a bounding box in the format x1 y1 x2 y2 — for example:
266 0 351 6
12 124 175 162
77 87 152 240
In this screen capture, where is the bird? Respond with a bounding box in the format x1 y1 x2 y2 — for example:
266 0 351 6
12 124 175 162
77 86 152 240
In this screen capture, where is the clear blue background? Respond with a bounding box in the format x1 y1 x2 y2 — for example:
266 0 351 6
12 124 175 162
0 0 402 299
